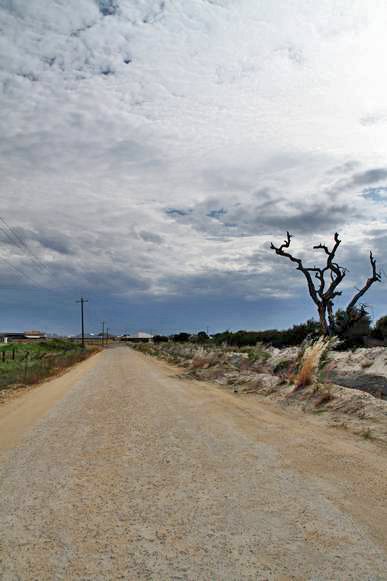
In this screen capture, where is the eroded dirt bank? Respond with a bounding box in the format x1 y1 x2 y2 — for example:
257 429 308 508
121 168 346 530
135 342 387 443
0 346 386 579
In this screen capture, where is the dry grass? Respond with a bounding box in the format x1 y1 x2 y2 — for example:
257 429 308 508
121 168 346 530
294 337 331 391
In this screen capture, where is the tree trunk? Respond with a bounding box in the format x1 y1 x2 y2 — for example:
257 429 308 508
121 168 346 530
318 303 329 335
327 301 336 336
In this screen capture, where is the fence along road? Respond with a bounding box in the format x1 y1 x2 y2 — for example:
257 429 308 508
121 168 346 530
0 346 386 579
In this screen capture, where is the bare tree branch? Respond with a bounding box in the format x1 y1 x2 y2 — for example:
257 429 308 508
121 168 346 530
346 252 381 313
310 234 347 302
270 232 320 306
270 232 381 336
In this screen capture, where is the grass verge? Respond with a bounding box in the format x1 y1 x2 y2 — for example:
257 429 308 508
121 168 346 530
0 339 98 393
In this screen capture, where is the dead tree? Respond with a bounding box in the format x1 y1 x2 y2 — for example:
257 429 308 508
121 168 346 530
270 232 381 335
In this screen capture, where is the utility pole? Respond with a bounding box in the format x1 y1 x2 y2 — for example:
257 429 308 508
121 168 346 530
101 321 106 346
76 297 88 348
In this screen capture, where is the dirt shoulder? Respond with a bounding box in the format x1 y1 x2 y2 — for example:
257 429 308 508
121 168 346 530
135 342 387 444
138 350 387 550
0 350 101 452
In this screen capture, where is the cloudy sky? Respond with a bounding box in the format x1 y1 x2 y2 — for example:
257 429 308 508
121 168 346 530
1 0 387 335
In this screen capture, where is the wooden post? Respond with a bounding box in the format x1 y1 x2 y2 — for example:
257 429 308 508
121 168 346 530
24 352 29 381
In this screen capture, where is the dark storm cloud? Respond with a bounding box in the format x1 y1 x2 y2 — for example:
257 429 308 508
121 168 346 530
0 226 74 256
36 233 74 256
165 197 354 238
82 269 150 292
161 266 301 301
350 168 387 187
329 167 387 196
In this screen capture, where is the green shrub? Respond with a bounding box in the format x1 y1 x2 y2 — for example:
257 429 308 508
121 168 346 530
0 341 92 390
153 335 169 343
212 320 320 348
334 308 371 349
374 315 387 339
171 332 191 342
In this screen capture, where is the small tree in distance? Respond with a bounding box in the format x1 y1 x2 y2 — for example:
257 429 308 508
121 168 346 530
153 335 169 343
172 332 191 342
196 331 209 343
373 315 387 339
270 232 381 336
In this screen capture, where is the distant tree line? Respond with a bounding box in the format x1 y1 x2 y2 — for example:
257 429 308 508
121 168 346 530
152 311 387 350
211 320 320 348
215 311 387 349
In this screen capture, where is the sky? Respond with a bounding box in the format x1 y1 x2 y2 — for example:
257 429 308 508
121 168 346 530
1 0 387 335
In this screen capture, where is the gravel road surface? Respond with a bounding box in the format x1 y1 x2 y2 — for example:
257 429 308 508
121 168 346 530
1 346 386 580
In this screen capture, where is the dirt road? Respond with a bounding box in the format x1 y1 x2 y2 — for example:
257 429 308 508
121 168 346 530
1 346 386 579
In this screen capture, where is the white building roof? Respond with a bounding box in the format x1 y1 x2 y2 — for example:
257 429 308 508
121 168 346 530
130 332 153 339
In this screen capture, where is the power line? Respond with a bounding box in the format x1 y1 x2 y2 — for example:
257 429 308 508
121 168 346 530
0 253 32 280
0 216 49 273
0 224 38 267
0 216 61 291
0 253 50 291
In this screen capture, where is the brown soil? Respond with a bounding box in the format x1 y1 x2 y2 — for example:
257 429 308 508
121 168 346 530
0 347 386 579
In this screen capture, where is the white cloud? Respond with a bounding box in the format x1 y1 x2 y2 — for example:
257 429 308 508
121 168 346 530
0 0 387 309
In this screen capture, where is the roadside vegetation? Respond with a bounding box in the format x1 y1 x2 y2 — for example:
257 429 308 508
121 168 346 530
153 310 387 351
294 336 334 390
0 339 97 393
133 336 387 443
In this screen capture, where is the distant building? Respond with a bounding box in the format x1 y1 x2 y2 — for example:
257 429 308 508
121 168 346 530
121 332 154 343
24 330 47 340
0 330 47 343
